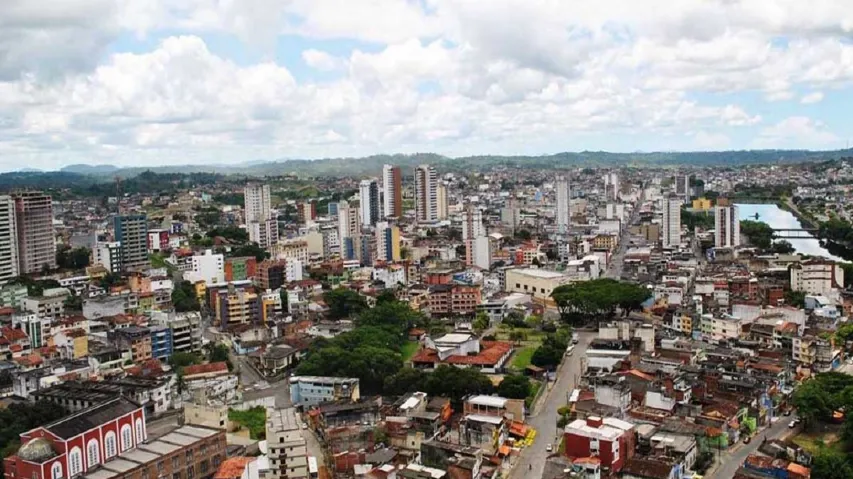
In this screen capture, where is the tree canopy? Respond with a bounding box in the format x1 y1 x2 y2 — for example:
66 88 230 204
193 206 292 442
0 402 68 476
324 287 369 320
172 280 200 312
551 278 651 322
497 374 532 399
740 220 774 249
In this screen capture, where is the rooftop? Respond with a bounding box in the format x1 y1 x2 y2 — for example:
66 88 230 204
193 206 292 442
43 397 141 440
512 268 567 279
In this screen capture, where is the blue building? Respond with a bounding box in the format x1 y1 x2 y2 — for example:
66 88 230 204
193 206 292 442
150 325 173 360
290 376 360 406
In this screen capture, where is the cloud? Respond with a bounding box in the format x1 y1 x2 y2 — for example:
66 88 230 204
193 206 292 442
753 116 839 148
801 91 824 104
302 49 345 72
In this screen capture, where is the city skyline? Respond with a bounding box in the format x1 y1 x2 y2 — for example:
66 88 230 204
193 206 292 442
2 1 853 171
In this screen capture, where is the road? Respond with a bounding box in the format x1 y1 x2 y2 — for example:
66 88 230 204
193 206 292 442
510 332 596 479
707 416 794 479
604 200 641 280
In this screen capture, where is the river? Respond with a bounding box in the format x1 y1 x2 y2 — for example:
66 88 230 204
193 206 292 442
736 203 845 261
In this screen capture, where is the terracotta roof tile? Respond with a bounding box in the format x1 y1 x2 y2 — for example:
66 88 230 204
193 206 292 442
214 457 255 479
183 361 229 377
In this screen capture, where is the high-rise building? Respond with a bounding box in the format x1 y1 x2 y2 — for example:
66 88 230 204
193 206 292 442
262 408 309 479
382 165 403 218
376 222 401 262
501 198 519 231
674 175 690 200
115 215 150 272
297 201 317 225
714 205 741 248
248 219 279 249
415 165 438 222
463 205 489 269
603 173 620 201
337 200 359 240
661 197 681 248
93 241 122 274
14 192 56 274
555 176 571 232
437 182 449 220
244 184 272 223
0 196 19 282
359 179 380 227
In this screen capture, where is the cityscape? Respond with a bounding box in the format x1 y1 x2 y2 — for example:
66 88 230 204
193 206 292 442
5 3 853 479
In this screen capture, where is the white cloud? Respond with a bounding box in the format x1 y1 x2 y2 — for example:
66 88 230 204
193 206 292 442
753 116 839 148
302 49 345 72
801 91 825 104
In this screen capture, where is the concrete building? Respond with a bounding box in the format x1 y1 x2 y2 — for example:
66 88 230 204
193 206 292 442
24 290 67 320
189 249 225 285
271 239 309 265
14 192 56 274
297 201 317 225
382 164 403 218
555 175 571 232
248 219 278 249
790 260 844 295
563 416 635 473
376 222 401 262
244 184 272 224
262 408 309 479
0 196 19 282
415 165 438 223
359 179 380 227
436 182 449 220
714 205 740 248
462 205 487 268
504 268 572 303
115 215 150 272
289 376 360 406
94 241 122 274
661 197 681 247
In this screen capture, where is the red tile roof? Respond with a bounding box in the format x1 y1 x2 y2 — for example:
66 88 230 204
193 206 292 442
183 361 229 377
214 457 255 479
0 327 28 341
412 341 513 366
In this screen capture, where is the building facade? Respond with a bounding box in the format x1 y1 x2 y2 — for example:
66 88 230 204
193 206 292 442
415 165 438 223
0 196 19 282
359 179 380 227
115 215 150 272
555 176 571 232
382 164 403 218
714 205 740 248
14 192 56 274
244 184 272 224
661 197 681 248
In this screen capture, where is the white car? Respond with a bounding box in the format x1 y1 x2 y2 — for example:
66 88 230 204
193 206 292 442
546 444 553 452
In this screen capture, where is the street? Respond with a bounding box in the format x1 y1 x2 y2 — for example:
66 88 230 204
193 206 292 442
706 417 794 479
509 332 596 479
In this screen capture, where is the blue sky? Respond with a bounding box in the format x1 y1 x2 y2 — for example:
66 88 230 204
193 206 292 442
2 0 853 171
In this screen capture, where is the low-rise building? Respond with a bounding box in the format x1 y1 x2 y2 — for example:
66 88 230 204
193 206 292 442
289 376 360 406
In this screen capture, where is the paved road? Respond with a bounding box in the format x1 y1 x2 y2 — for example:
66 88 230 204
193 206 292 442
510 332 596 479
707 416 794 479
604 198 641 280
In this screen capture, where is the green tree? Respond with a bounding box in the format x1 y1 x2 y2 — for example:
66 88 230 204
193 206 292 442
229 243 269 262
0 401 68 476
206 226 249 243
497 374 532 399
551 279 651 322
169 352 201 370
172 280 200 312
739 220 774 249
811 449 853 479
56 245 91 270
384 368 427 396
785 290 806 308
324 287 369 320
473 311 490 334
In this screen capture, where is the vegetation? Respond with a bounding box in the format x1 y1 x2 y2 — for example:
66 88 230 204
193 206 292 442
10 276 61 296
496 374 532 399
382 365 494 408
511 346 536 370
785 290 807 308
0 402 68 476
228 407 267 440
740 219 774 249
206 343 234 371
401 341 419 362
681 209 714 231
212 193 244 206
172 280 200 312
324 287 369 320
530 330 571 369
551 279 651 323
56 245 91 270
207 226 249 243
169 352 202 370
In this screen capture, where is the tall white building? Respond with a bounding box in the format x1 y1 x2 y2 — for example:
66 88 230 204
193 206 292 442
714 205 741 248
248 219 279 249
337 200 359 239
359 179 380 227
437 182 449 220
555 176 571 231
188 249 225 285
93 241 122 274
603 173 620 201
382 164 402 218
244 184 272 223
661 197 682 247
463 205 489 269
415 165 438 222
0 196 18 283
262 408 309 479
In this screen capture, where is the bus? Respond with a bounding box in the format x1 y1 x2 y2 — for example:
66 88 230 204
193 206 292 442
308 456 318 479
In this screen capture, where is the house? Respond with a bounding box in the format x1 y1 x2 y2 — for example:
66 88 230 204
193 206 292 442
563 416 635 473
289 376 360 406
182 362 240 404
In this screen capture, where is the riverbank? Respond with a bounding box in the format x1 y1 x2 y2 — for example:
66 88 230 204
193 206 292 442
736 203 844 261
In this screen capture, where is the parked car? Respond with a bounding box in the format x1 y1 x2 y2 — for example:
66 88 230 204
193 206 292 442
744 435 751 444
783 410 792 416
546 444 553 452
788 421 797 429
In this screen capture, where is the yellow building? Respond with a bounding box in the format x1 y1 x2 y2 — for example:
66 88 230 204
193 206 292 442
592 234 618 251
692 198 713 210
194 281 207 304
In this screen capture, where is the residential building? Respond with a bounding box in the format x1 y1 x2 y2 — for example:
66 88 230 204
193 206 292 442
714 205 740 248
30 377 171 416
150 325 173 360
109 326 153 363
289 376 360 406
359 179 380 227
504 268 572 303
257 259 302 290
147 229 170 252
415 165 438 223
244 184 272 223
376 222 401 262
262 408 309 479
297 201 317 225
661 197 681 247
248 219 279 249
115 215 150 271
692 198 712 211
436 182 449 220
0 283 28 309
189 249 225 285
563 416 635 473
225 256 257 282
790 260 844 295
214 286 261 328
271 239 309 265
462 205 487 268
555 176 571 232
0 195 18 282
93 241 122 274
382 164 403 218
23 290 67 320
14 192 56 274
428 284 482 316
674 174 690 199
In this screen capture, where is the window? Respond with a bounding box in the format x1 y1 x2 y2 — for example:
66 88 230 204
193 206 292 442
172 473 181 479
135 419 145 444
186 450 193 462
200 461 209 475
120 425 133 452
69 447 82 476
212 456 222 467
105 432 117 459
87 440 100 468
142 470 150 479
157 462 164 474
172 457 180 469
186 466 194 479
52 462 63 479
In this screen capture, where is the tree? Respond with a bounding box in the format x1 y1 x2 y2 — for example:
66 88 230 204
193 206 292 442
375 289 397 306
229 243 269 262
355 301 423 336
768 240 795 255
811 450 853 479
206 226 249 243
525 314 543 329
473 311 490 334
384 368 427 396
169 352 201 370
551 279 651 322
497 375 532 399
172 280 200 312
784 290 806 308
516 229 532 241
324 288 369 320
739 220 774 249
56 246 91 270
531 344 562 369
0 401 68 476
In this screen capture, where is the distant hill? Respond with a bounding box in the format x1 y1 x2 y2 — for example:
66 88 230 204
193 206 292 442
61 164 121 175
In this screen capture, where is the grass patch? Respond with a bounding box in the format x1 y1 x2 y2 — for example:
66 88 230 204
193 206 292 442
792 431 844 455
524 380 542 409
149 253 176 273
229 406 267 440
401 341 419 362
511 346 536 370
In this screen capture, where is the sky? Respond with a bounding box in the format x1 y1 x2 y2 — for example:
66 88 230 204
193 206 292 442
3 0 853 171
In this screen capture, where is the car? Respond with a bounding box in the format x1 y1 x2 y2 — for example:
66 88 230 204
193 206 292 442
546 444 553 452
794 417 802 424
572 338 579 345
783 410 792 416
744 435 751 444
788 421 797 429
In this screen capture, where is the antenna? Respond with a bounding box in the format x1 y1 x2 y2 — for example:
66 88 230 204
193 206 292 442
115 175 122 215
